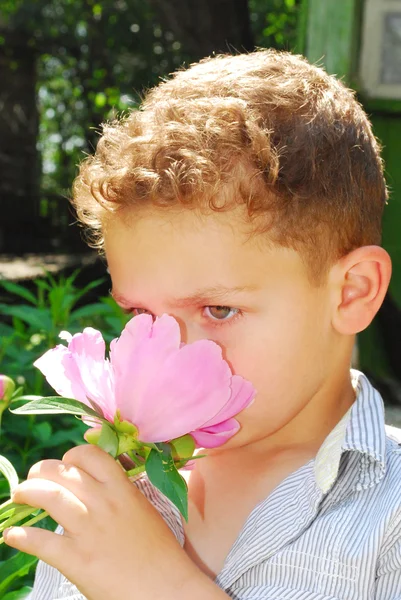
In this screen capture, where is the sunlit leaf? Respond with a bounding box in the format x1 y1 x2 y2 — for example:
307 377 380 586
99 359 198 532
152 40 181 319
145 444 188 521
0 455 19 494
2 586 34 599
10 397 102 420
0 552 37 595
97 422 119 457
0 281 37 305
170 434 195 459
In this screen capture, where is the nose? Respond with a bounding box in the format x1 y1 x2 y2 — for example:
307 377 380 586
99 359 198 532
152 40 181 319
169 314 206 345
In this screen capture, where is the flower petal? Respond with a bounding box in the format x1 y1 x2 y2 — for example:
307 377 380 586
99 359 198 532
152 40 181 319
191 418 240 448
67 329 115 419
118 339 233 442
34 345 88 402
111 315 184 426
200 375 256 428
68 327 106 362
110 314 181 381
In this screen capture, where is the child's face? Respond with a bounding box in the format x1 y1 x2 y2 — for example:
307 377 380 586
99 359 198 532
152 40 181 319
104 206 342 452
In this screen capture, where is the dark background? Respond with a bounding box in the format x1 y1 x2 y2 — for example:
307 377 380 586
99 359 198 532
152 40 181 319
0 0 299 254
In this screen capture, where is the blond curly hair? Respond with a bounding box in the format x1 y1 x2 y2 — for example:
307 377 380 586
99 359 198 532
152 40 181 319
72 49 387 284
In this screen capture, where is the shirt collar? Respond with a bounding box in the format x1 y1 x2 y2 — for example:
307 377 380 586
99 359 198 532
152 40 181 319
314 369 387 494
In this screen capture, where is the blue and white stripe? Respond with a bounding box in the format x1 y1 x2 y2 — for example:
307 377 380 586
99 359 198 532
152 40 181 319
28 370 401 599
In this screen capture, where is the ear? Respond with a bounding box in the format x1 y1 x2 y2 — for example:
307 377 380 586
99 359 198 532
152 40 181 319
331 246 392 335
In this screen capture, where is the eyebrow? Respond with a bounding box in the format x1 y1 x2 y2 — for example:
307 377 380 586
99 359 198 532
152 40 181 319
110 284 259 308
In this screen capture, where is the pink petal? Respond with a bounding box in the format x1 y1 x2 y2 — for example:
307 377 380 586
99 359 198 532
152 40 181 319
111 315 184 426
200 375 256 428
66 329 115 419
191 418 240 448
110 314 180 381
117 339 233 442
68 327 106 362
34 345 89 402
34 331 115 421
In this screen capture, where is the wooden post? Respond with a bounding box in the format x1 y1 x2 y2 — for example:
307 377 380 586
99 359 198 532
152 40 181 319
300 0 360 83
300 0 401 389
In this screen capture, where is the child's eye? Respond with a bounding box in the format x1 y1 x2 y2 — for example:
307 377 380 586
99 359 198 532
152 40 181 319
121 305 241 327
203 306 240 323
122 307 153 318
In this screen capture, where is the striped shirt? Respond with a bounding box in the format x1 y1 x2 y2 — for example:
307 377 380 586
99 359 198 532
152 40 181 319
28 369 401 599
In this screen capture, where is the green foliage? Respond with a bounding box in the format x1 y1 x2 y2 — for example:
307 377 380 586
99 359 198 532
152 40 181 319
1 0 190 197
0 456 19 495
1 586 33 600
12 396 105 420
249 0 301 50
0 270 129 595
1 0 302 209
0 553 37 598
0 270 128 394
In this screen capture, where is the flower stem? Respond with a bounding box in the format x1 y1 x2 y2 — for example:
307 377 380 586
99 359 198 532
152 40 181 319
0 505 37 532
126 464 146 478
0 499 16 515
0 510 49 545
19 510 49 529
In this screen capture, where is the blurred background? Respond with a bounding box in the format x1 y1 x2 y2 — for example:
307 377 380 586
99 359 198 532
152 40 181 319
0 1 401 594
2 0 401 403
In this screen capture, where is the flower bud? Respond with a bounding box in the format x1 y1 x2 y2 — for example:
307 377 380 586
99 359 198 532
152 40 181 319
0 375 16 404
170 434 195 460
84 426 102 445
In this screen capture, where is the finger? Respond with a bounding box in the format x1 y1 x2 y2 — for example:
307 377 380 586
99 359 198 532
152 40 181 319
63 444 127 484
4 525 74 574
28 459 102 505
12 479 87 533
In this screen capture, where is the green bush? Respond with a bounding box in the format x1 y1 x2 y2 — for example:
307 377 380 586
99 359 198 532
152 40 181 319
0 270 129 597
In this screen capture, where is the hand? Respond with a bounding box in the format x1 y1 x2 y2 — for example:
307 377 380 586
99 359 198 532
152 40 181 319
4 445 223 600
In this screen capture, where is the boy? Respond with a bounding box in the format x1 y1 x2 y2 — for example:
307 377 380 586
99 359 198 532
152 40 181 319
5 49 401 599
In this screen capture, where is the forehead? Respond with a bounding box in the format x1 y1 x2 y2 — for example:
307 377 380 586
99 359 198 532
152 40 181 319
103 206 306 299
104 205 258 267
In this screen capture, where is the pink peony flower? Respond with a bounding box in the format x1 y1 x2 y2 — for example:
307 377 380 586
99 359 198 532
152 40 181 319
34 314 256 448
0 375 15 403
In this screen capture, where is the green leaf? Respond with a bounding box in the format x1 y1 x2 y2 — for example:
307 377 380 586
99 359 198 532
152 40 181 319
0 281 37 305
33 278 51 292
2 586 33 600
0 305 52 331
32 421 52 443
71 302 112 320
0 479 13 501
0 553 37 595
10 386 24 401
39 427 85 448
97 422 119 458
11 395 42 402
0 455 19 494
10 397 102 420
79 277 106 296
145 445 188 521
170 434 195 460
0 501 23 519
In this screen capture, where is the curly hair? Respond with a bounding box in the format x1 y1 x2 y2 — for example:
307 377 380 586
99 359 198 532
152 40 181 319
72 49 387 284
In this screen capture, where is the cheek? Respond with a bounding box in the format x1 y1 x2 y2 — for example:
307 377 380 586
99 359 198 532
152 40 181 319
222 307 326 397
